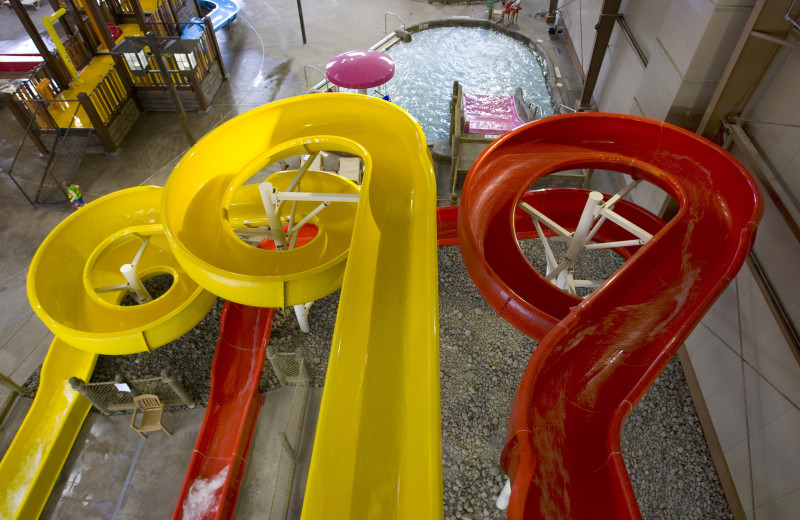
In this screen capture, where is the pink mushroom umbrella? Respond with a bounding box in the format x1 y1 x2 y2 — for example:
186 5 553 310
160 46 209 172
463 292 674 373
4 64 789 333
326 49 395 94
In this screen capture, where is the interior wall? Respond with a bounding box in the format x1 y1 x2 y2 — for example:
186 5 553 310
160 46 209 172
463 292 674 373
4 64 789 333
700 32 800 519
560 2 800 519
561 0 753 214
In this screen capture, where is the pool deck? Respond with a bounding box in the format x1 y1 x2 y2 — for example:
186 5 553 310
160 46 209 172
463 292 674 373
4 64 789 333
0 1 579 518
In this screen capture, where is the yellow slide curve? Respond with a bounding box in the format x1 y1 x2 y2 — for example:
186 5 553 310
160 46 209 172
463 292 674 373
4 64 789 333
163 93 442 518
1 187 215 518
1 94 440 519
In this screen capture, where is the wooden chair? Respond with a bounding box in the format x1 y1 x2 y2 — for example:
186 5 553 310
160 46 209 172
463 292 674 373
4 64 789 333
130 394 173 439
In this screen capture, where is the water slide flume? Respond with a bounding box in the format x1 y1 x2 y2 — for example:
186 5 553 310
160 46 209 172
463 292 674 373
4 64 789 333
458 113 762 519
171 156 359 518
162 94 440 518
182 0 239 39
0 187 215 519
174 302 275 520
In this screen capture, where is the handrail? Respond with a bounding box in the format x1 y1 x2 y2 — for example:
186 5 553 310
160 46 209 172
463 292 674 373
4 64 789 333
557 103 576 113
303 65 326 89
385 12 406 33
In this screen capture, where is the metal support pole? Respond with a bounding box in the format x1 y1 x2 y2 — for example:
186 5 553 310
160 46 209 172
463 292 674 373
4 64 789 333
147 32 196 146
70 377 111 415
161 369 195 408
578 0 622 111
296 0 307 44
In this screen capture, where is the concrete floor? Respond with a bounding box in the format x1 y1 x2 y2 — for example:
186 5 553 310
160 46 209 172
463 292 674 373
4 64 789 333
0 0 580 518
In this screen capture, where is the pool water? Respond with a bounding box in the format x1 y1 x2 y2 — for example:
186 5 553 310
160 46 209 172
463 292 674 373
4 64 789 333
381 26 554 142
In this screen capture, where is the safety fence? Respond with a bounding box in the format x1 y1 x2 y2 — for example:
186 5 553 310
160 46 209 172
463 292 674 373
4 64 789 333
265 347 311 519
266 346 311 386
69 369 195 415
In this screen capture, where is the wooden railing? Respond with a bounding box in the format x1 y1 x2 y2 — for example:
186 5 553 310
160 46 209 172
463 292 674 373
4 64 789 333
86 64 129 125
131 23 220 88
148 1 180 36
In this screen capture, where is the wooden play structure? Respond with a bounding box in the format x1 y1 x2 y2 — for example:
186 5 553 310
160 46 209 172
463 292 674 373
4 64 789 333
1 0 227 156
1 0 228 205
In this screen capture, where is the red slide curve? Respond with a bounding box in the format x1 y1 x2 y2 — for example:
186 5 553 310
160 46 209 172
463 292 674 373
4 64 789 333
172 302 275 520
457 113 762 519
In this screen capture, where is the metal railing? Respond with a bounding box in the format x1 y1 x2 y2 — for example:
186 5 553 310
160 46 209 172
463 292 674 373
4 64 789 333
303 65 326 89
385 12 406 33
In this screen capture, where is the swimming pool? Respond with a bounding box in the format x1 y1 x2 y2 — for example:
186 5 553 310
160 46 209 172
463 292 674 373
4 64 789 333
380 24 554 142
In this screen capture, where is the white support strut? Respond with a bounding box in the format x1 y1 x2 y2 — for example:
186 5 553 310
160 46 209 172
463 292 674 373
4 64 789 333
258 182 287 250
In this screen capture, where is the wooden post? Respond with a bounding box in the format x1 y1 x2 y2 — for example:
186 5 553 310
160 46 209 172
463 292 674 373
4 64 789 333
78 92 117 153
188 70 207 111
160 369 195 408
65 0 100 55
165 0 179 35
83 0 117 51
104 0 124 25
204 17 227 78
69 377 111 415
115 56 145 112
8 0 71 90
1 93 49 155
545 0 559 24
129 0 149 33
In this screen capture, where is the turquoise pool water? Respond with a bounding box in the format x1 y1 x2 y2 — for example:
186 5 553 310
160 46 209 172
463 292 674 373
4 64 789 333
381 25 553 142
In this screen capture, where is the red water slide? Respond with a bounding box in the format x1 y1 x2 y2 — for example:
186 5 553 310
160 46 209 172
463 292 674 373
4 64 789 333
457 113 762 519
172 302 275 520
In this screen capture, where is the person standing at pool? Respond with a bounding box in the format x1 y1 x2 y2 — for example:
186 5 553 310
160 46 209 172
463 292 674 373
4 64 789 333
506 0 522 26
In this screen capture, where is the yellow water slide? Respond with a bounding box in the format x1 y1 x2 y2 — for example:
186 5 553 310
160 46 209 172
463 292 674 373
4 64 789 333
0 187 215 518
0 339 95 520
162 94 442 518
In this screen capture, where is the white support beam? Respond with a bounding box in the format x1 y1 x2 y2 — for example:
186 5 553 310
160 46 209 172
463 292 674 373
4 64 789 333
584 239 646 249
598 206 653 241
520 202 571 237
275 191 360 203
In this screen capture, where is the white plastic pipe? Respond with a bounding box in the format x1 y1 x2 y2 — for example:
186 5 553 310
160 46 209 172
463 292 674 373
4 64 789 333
496 478 511 510
565 191 604 264
120 263 152 303
294 303 310 333
259 182 287 250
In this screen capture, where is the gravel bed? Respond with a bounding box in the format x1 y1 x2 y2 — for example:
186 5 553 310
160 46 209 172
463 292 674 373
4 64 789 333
22 243 732 520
